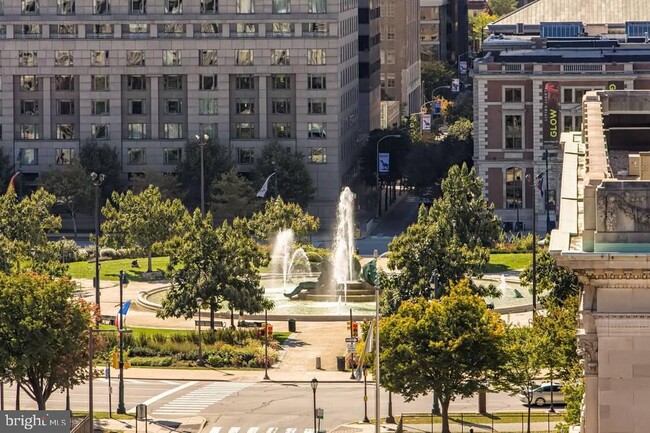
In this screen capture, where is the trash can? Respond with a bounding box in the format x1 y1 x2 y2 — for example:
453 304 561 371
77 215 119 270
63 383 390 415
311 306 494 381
288 318 296 332
336 356 346 371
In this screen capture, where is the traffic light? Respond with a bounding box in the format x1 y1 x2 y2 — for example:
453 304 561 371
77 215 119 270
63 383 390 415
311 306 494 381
352 321 359 337
267 324 273 339
347 321 352 330
258 327 266 337
112 351 119 369
124 359 131 369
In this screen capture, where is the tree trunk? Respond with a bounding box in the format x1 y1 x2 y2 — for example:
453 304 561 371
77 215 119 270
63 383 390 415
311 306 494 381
527 399 532 433
209 299 215 331
71 210 78 239
15 382 19 410
441 399 451 433
230 309 235 328
147 249 153 272
35 392 46 410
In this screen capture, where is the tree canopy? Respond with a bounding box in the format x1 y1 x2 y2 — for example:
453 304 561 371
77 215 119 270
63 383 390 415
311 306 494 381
210 169 260 222
249 196 320 243
421 61 456 102
131 171 184 202
488 0 518 16
519 249 581 304
470 12 499 51
79 140 122 195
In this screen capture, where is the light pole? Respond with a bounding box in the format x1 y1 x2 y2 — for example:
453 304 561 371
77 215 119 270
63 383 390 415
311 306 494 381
311 378 319 433
117 270 129 415
543 149 551 233
196 297 205 366
263 308 270 380
376 134 402 218
90 172 105 311
526 173 539 314
427 85 452 104
429 270 441 416
362 367 369 423
195 134 208 216
374 276 381 433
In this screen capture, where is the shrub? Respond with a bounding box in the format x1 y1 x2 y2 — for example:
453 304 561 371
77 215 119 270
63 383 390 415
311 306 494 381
129 346 160 357
100 248 118 260
55 238 83 262
129 356 173 367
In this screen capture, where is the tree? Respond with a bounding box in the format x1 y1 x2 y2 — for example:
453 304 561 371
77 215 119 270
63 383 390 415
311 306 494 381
131 171 184 202
360 130 411 188
421 61 456 101
210 169 260 221
0 272 94 409
0 147 10 191
487 0 518 16
380 280 505 433
78 140 122 194
249 196 320 243
446 118 473 142
101 185 188 272
38 160 93 237
177 138 233 209
254 142 315 207
519 250 581 304
470 12 499 51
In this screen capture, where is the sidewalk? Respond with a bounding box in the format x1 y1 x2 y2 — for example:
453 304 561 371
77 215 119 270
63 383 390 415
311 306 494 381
333 420 559 433
93 415 205 433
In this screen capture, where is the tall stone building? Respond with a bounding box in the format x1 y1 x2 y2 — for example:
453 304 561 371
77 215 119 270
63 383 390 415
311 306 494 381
358 0 381 136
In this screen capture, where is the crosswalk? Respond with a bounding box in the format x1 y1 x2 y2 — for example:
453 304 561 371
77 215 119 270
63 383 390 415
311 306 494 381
96 378 182 385
153 382 252 415
208 428 315 433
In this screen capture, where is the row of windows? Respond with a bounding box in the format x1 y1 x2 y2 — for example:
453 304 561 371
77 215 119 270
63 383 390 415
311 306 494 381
501 86 604 103
18 0 328 15
500 113 582 150
238 145 326 165
16 49 328 67
503 167 555 211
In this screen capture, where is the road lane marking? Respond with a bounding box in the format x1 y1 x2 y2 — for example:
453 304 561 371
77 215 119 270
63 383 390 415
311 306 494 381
228 428 240 433
127 381 198 413
153 382 252 415
209 428 222 433
247 428 259 433
161 380 181 385
265 428 278 433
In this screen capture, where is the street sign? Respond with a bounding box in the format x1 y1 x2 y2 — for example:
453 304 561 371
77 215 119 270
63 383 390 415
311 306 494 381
317 408 324 419
347 344 356 353
378 152 390 174
345 337 359 343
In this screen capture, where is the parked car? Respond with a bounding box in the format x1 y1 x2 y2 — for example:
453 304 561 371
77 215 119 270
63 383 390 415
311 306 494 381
519 383 564 406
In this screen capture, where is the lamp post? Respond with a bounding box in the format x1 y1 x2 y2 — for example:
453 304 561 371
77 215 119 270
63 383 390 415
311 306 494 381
427 85 452 104
263 308 270 380
374 276 381 433
196 297 205 366
195 134 208 216
362 367 369 423
311 378 319 433
376 134 402 218
526 173 538 314
543 149 552 233
429 270 441 416
117 270 129 415
90 172 105 311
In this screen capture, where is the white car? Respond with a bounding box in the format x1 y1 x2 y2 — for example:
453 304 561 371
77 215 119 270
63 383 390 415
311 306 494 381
519 383 564 406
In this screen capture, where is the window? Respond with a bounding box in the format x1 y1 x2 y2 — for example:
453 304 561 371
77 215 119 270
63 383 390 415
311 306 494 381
505 167 523 209
20 100 39 115
55 51 73 67
129 100 145 115
236 75 254 89
58 0 74 14
200 0 217 13
94 0 109 14
271 50 289 65
55 75 74 91
127 24 149 36
128 75 146 90
20 75 38 91
386 73 396 88
385 24 396 40
128 148 146 164
91 50 108 66
19 52 37 67
308 98 326 114
92 75 109 91
163 123 184 139
92 100 109 115
272 0 290 13
19 24 41 37
20 124 40 140
127 124 147 139
270 22 293 36
200 75 218 90
236 0 254 13
163 50 181 66
563 114 582 132
55 24 77 37
91 124 109 139
236 99 254 114
127 51 145 66
238 148 254 164
272 99 290 114
165 0 182 14
199 99 218 115
308 122 326 138
56 148 74 165
196 23 221 36
272 123 291 138
165 99 182 114
307 49 326 65
308 147 327 164
89 24 112 36
505 115 522 149
234 23 257 35
163 75 182 90
199 123 217 139
164 148 182 165
130 0 145 13
235 123 254 138
56 124 74 140
303 22 328 36
236 50 254 66
271 75 291 89
504 87 522 103
20 149 38 165
307 0 326 13
57 100 74 115
308 74 326 89
200 50 218 66
562 87 602 103
22 0 39 14
160 23 184 37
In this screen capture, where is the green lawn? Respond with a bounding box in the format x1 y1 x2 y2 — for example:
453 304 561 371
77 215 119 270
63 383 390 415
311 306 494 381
486 253 532 273
399 411 563 424
67 257 171 281
99 324 290 343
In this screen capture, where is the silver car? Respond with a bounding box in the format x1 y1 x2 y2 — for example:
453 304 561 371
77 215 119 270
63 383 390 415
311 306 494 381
519 383 564 406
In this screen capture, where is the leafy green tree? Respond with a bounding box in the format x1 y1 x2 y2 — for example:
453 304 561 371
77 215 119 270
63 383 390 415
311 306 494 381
0 147 10 191
38 160 92 238
0 272 94 409
470 12 499 50
446 118 473 142
254 142 315 207
249 196 320 243
488 0 517 16
210 169 260 221
421 61 456 101
380 280 505 433
177 138 233 209
131 171 184 202
520 250 581 304
79 140 122 194
101 185 188 272
360 130 411 188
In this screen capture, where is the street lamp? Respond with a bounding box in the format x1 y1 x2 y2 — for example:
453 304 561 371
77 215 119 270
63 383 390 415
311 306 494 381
427 85 452 104
311 378 319 433
374 274 381 433
116 270 129 415
263 308 270 380
196 297 205 366
90 172 105 311
362 367 369 423
376 134 402 218
195 134 209 216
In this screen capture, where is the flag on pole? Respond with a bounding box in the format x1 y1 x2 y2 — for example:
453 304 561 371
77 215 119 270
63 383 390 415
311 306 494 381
536 174 545 197
115 300 132 329
256 172 276 198
6 171 20 194
355 320 375 381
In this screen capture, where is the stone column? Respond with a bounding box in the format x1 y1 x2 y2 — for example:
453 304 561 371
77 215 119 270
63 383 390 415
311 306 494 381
577 334 598 433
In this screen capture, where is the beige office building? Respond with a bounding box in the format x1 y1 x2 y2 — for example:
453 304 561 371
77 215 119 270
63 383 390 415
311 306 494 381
3 0 361 221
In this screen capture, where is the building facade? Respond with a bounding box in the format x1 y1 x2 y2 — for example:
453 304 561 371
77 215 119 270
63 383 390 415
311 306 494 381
358 0 381 135
420 0 474 63
2 0 360 221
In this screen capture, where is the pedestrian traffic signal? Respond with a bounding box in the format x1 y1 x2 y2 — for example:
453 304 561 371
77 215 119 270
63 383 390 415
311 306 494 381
124 359 131 369
267 324 273 339
112 352 119 369
352 322 359 337
258 327 266 337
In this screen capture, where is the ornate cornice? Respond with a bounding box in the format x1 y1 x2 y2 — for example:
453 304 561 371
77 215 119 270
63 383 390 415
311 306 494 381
577 336 598 376
594 314 650 333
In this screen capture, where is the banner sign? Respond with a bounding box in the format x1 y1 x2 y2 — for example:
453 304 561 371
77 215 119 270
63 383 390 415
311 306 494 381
608 81 624 91
433 101 442 116
421 114 432 131
1 411 70 433
459 61 468 75
451 78 460 93
378 153 390 175
542 81 560 146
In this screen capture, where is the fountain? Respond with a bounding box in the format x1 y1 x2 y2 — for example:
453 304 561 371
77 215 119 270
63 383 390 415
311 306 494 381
269 229 312 286
499 274 523 299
